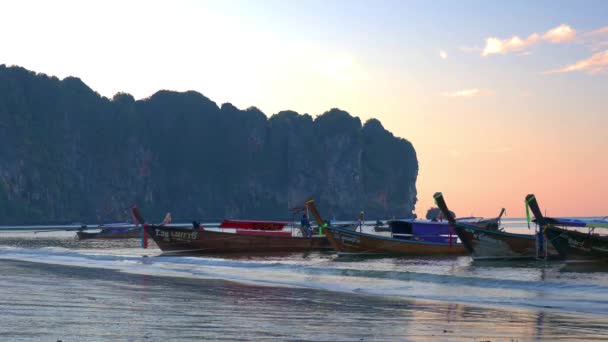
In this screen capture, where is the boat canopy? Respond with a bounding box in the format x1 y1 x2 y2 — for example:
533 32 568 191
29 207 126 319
219 220 289 230
534 217 608 229
391 221 455 244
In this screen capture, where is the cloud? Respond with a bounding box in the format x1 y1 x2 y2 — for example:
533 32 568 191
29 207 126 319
591 41 608 51
545 50 608 74
441 88 493 97
582 26 608 51
585 26 608 37
439 50 448 59
482 33 539 56
542 24 576 43
482 24 575 56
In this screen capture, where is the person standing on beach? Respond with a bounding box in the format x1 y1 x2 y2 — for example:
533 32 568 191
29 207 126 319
300 214 311 238
358 211 365 232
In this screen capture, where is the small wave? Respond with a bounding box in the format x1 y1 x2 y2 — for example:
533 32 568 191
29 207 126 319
2 246 608 316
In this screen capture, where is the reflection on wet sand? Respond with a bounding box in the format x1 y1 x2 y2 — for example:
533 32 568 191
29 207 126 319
1 260 607 341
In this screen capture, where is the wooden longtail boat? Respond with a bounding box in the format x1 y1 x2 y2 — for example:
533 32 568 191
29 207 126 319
305 199 465 256
526 194 608 261
386 208 506 239
134 207 331 254
470 208 506 231
219 220 289 231
77 227 141 240
434 192 559 260
544 226 608 261
144 224 331 254
75 206 156 240
321 225 466 256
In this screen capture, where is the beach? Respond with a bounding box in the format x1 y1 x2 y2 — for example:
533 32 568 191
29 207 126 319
1 221 608 341
2 259 608 341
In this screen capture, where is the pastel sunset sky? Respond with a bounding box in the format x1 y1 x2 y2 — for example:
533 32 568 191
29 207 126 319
2 0 607 218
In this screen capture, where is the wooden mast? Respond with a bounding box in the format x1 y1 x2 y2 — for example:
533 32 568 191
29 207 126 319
305 198 325 226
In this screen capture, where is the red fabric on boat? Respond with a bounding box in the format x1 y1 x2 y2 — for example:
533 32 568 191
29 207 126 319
236 230 292 237
220 220 288 230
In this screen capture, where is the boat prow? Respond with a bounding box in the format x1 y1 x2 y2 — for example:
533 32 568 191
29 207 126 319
434 192 559 260
527 194 608 261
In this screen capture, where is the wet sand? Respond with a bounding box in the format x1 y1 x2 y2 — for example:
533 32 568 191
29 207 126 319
1 259 607 341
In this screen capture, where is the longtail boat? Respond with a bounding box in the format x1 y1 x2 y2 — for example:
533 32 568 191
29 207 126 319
77 226 141 240
526 194 608 261
434 192 559 260
218 220 288 231
305 199 465 256
387 207 506 237
144 225 330 254
76 206 154 240
136 209 331 254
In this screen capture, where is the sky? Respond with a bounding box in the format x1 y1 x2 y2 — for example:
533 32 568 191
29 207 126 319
1 0 607 218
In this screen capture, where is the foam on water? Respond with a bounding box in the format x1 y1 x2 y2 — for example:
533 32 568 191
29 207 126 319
1 240 608 317
2 218 608 317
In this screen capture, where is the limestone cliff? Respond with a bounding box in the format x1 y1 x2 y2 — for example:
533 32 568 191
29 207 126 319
0 65 418 223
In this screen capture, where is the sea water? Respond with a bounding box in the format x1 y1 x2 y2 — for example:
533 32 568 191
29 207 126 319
0 219 607 341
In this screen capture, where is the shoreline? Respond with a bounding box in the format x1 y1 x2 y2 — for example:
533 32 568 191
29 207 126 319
1 259 608 341
1 248 608 318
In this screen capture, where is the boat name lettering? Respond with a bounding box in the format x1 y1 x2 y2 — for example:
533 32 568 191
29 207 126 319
156 229 197 240
565 236 589 251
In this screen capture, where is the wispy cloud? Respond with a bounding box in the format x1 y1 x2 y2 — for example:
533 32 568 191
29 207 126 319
441 88 492 97
439 50 448 59
545 50 608 74
587 26 608 36
591 41 608 51
482 24 575 56
582 26 608 51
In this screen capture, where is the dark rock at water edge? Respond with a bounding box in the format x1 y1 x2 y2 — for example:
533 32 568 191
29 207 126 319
0 65 418 224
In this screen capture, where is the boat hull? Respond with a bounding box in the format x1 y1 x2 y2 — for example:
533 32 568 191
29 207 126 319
545 226 608 261
453 224 559 260
146 225 331 254
324 226 466 256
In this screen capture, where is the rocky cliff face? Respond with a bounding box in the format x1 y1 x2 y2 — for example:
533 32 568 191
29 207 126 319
0 65 418 224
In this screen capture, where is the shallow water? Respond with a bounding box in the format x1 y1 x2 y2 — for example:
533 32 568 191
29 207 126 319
1 260 608 341
1 219 608 340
